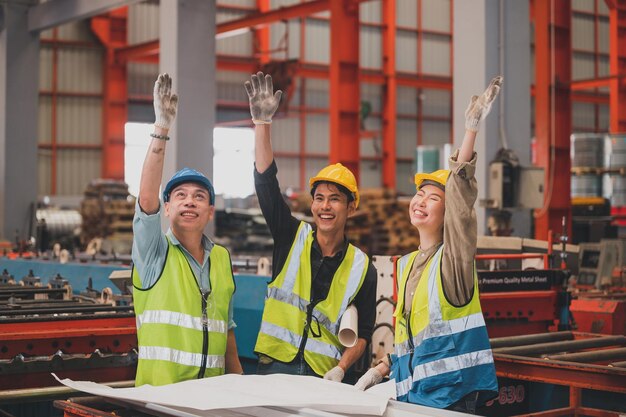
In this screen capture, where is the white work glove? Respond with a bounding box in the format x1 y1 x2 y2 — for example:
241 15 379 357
244 71 282 125
354 368 383 391
323 365 345 382
153 73 179 129
464 75 503 132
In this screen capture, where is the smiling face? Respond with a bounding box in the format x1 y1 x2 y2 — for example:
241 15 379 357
310 183 355 235
409 184 445 234
164 182 214 234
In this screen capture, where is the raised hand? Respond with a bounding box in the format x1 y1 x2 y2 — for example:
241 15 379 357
464 76 503 132
244 71 282 124
153 73 179 129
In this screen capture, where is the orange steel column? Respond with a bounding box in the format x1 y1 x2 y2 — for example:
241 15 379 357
382 0 397 189
91 8 128 180
256 0 271 65
608 0 626 133
533 0 572 240
329 0 360 180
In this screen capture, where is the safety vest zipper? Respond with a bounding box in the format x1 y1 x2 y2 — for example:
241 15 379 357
298 257 325 356
402 257 416 372
198 288 211 378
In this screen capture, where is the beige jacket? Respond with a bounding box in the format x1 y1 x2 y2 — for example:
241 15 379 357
403 149 478 309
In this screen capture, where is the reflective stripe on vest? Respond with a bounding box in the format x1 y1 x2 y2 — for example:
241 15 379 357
395 312 486 356
259 321 342 360
139 346 225 369
282 223 311 293
136 309 226 334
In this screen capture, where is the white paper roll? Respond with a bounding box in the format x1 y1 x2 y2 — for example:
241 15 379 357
338 305 358 347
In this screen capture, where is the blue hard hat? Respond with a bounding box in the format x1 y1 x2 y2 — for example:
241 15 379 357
163 167 215 205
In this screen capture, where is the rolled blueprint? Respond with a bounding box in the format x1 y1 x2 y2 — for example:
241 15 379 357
338 305 358 347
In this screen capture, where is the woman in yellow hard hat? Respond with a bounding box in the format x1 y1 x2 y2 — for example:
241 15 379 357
356 76 503 414
244 72 377 383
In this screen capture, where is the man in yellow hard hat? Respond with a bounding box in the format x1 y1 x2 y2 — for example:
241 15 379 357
244 72 377 383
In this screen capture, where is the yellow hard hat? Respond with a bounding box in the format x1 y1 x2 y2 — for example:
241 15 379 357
309 163 360 208
414 169 450 191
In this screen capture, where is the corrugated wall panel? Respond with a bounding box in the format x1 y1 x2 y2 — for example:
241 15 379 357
305 115 330 154
304 78 329 108
396 161 414 195
128 62 158 96
130 103 156 124
573 14 595 51
272 116 301 153
304 19 329 63
598 56 609 77
572 101 596 130
226 0 256 7
598 0 609 15
396 119 417 157
57 21 96 41
421 33 450 75
305 158 329 190
270 0 300 7
422 0 450 32
128 2 159 44
57 97 102 145
276 157 301 190
599 104 609 130
360 161 382 188
38 151 52 196
216 109 250 124
361 83 382 113
572 0 594 12
361 0 382 24
39 96 52 145
396 0 418 28
57 150 101 195
270 21 301 60
39 47 53 91
217 9 254 55
572 54 595 80
422 121 449 146
217 70 248 102
599 18 609 54
57 49 102 92
360 26 382 69
397 87 418 115
421 89 450 118
360 118 381 157
289 78 302 108
396 30 417 72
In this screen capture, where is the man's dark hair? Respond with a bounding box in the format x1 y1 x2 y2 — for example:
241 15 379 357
310 181 355 204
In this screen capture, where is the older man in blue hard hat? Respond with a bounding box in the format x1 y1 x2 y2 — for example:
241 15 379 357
131 74 242 386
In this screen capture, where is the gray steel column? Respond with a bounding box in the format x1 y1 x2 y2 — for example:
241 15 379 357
453 0 531 236
0 1 40 241
159 0 216 232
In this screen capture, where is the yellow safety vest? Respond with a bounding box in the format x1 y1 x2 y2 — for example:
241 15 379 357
132 239 234 386
391 245 497 408
255 222 368 376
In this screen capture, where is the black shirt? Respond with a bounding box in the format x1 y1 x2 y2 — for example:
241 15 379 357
254 160 377 343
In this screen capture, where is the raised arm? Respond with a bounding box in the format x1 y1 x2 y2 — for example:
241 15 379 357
244 72 282 174
459 76 503 163
138 73 179 214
